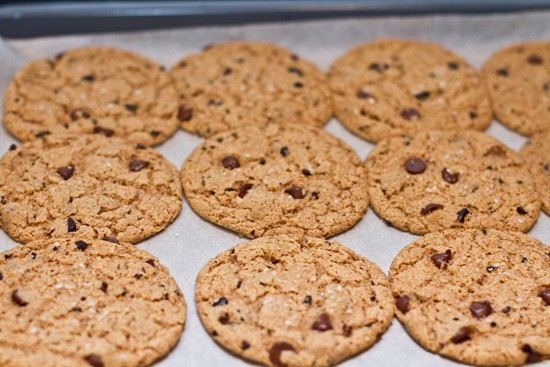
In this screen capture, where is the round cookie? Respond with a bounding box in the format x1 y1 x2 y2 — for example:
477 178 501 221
0 237 186 367
0 134 182 244
196 235 394 367
180 124 368 238
169 41 333 137
520 130 550 215
365 130 540 234
482 41 550 136
3 47 179 146
389 229 550 366
329 39 492 143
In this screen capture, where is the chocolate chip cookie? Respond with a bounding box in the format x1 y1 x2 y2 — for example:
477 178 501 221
180 124 368 238
329 39 492 142
520 130 550 215
365 130 540 234
0 237 186 367
169 41 333 137
482 41 550 136
196 235 394 367
389 229 549 366
3 47 179 146
0 134 182 244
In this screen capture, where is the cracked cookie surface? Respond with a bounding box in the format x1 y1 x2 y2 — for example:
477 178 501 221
329 39 492 142
0 238 186 367
482 41 550 136
180 124 368 238
169 41 333 137
3 47 179 146
519 130 550 215
389 229 550 366
365 130 540 234
0 134 182 244
196 235 394 367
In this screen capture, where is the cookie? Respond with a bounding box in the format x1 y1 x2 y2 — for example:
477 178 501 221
519 131 550 215
329 39 492 142
3 47 179 146
0 134 182 244
365 130 540 234
180 124 368 238
482 41 550 136
169 41 333 137
196 235 394 367
389 229 550 366
0 237 186 367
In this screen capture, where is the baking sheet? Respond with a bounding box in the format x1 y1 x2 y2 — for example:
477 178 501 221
0 10 549 367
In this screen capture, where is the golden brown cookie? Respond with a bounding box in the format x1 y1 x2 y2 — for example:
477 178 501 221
483 41 550 136
169 41 333 137
196 235 394 367
0 238 186 367
0 135 182 244
519 130 550 215
389 229 550 366
329 39 492 142
365 130 541 234
180 124 368 238
3 47 179 146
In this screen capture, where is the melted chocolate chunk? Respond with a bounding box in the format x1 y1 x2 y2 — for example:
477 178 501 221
269 342 296 366
311 313 333 331
456 208 470 223
280 146 289 157
421 203 443 216
470 301 493 319
395 295 410 313
218 312 230 324
11 289 28 306
100 281 108 293
129 160 150 172
238 183 253 198
441 168 459 184
538 288 550 306
57 164 75 180
178 105 193 122
67 217 77 232
527 54 543 65
102 236 119 244
400 108 421 120
285 187 304 199
75 240 88 251
516 206 528 215
343 324 353 337
125 103 138 112
522 344 542 363
93 126 114 137
213 297 228 306
221 156 240 169
84 354 104 367
301 169 312 176
451 327 471 344
431 249 452 269
404 158 426 174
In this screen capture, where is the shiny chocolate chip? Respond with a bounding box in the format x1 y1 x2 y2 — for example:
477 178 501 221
303 295 312 304
517 206 528 215
93 126 114 137
100 281 108 293
538 288 550 306
178 105 193 122
421 203 443 216
301 169 312 176
396 295 410 313
57 164 75 180
75 240 88 251
457 208 470 223
280 146 289 157
9 144 16 151
522 344 542 363
414 91 430 100
67 217 77 232
441 168 459 184
11 289 28 306
241 340 251 350
285 187 304 199
125 103 138 112
343 324 353 337
102 236 119 244
400 108 420 120
35 130 50 138
129 160 150 172
311 313 333 332
269 342 296 367
84 354 104 367
404 158 426 174
238 183 253 198
218 312 230 324
470 301 493 319
145 259 156 267
356 89 371 99
213 297 228 307
451 327 471 344
221 156 240 169
431 250 452 269
288 67 303 77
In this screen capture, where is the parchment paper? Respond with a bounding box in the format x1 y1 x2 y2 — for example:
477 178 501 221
0 10 549 367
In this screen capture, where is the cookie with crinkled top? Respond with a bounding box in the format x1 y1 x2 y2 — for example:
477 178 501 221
180 124 368 238
482 41 550 136
389 229 549 366
0 134 182 244
365 130 540 234
0 237 186 367
3 47 179 146
169 41 333 137
329 39 492 142
519 130 550 215
196 235 394 367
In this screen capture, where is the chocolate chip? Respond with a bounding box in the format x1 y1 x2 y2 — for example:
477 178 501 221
516 206 527 215
414 91 430 100
400 108 420 121
431 249 452 269
285 187 304 199
72 306 82 312
213 297 228 306
522 344 542 363
342 324 353 337
93 126 114 137
84 354 104 367
129 160 150 172
218 312 230 324
470 301 493 319
484 145 506 156
223 67 232 76
522 257 528 263
11 290 28 306
102 236 119 244
31 252 37 260
35 130 50 138
502 306 511 313
395 295 410 313
527 54 543 65
136 143 147 150
451 327 471 344
75 240 88 251
134 273 143 280
0 272 3 281
178 105 193 122
311 313 333 332
496 68 508 76
259 159 266 165
57 164 75 180
404 158 426 174
269 342 296 366
221 156 240 169
70 109 90 121
448 62 459 70
238 183 253 198
486 265 496 272
457 208 470 223
469 111 478 119
9 144 16 151
81 74 95 82
280 146 289 157
311 191 319 200
293 81 304 88
241 340 250 350
356 89 371 99
441 168 459 184
288 67 303 77
369 63 382 72
303 295 312 304
301 169 312 176
490 321 497 327
538 288 550 306
421 203 443 216
100 281 108 293
67 217 77 232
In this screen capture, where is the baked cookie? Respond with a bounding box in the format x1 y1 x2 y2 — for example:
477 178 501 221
0 238 186 367
482 41 550 136
520 130 550 215
3 47 179 146
180 124 368 238
196 235 394 367
0 134 182 244
169 41 333 137
389 229 550 366
365 130 540 234
329 39 492 142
